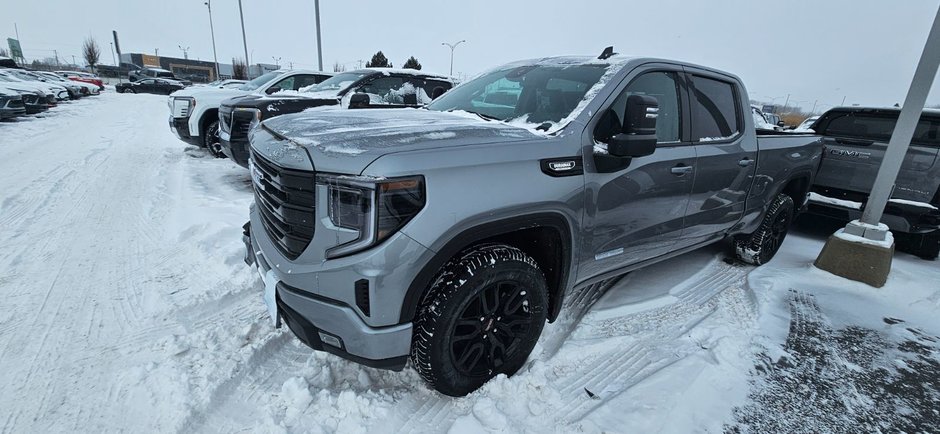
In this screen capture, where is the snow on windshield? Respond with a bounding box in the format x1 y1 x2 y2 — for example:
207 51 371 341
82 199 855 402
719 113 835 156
427 56 635 135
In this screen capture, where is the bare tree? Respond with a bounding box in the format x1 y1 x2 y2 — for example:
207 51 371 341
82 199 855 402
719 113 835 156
232 58 248 80
0 47 9 57
333 61 346 72
83 36 101 73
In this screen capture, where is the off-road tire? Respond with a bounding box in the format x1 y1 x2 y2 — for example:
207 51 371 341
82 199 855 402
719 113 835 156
735 193 794 265
203 120 225 158
411 244 548 397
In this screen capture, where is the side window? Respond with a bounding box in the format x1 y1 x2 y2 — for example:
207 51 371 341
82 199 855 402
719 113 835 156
605 71 682 144
292 74 322 90
690 76 740 141
422 79 452 99
272 76 296 91
358 76 407 105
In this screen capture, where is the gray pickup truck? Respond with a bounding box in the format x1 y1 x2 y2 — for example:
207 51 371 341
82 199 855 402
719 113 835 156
806 107 940 259
242 51 823 396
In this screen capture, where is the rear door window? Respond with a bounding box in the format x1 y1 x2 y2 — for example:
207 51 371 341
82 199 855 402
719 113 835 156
690 76 741 142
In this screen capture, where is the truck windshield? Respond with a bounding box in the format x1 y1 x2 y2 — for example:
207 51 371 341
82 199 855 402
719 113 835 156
238 71 284 91
426 64 608 124
306 72 370 94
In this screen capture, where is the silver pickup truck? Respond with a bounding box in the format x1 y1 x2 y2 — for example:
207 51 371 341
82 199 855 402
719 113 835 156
807 107 940 259
242 51 823 396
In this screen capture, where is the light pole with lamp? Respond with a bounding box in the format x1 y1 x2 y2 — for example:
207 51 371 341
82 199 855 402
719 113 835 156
441 39 466 77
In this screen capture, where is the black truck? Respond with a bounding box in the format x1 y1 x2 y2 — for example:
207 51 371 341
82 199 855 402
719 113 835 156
218 68 454 167
807 107 940 259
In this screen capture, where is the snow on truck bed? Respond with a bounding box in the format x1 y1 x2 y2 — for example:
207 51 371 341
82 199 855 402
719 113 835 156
0 93 937 433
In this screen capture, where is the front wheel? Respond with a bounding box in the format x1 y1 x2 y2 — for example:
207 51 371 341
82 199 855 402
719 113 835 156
411 244 548 396
204 121 226 158
734 193 794 265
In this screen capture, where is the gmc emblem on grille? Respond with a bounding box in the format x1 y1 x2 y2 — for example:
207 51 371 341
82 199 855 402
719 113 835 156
250 162 265 190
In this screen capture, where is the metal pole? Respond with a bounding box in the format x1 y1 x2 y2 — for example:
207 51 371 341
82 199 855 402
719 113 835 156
782 94 791 113
315 0 323 71
206 0 220 80
812 100 818 114
238 0 251 78
841 96 846 106
108 44 115 66
14 23 23 64
441 40 465 76
859 5 940 229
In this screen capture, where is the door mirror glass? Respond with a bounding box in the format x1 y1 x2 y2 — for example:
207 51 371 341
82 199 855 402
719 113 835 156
349 93 370 108
265 86 281 95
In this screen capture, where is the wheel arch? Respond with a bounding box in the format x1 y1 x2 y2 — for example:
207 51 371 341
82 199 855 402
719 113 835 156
198 108 220 142
400 212 575 325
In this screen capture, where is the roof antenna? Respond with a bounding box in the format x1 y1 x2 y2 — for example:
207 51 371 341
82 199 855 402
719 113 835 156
598 46 616 60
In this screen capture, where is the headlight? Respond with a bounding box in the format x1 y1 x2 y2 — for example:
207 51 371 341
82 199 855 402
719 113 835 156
240 107 262 131
318 174 426 258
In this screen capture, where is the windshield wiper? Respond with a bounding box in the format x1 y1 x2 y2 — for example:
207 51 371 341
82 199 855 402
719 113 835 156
450 109 500 122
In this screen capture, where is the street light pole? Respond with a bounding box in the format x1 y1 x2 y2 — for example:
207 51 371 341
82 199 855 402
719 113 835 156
314 0 323 71
441 39 466 76
205 0 220 80
178 45 190 59
272 56 281 69
109 42 116 66
237 0 251 78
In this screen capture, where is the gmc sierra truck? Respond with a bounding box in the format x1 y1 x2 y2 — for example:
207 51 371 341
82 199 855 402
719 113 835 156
168 70 333 158
218 68 454 168
806 107 940 259
242 51 823 396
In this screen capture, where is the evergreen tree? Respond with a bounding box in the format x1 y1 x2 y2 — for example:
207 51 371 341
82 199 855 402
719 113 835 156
365 51 391 68
402 56 422 70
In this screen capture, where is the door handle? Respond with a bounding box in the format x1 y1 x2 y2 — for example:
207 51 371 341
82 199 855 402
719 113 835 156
738 158 755 167
671 164 693 175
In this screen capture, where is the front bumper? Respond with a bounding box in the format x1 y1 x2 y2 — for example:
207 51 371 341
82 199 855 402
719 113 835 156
245 207 426 370
0 107 26 118
168 116 201 146
221 135 250 168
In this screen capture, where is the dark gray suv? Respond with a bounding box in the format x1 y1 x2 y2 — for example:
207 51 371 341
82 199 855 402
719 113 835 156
243 52 823 396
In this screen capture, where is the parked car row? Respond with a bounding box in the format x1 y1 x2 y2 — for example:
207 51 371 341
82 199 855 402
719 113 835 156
0 67 101 120
167 68 454 161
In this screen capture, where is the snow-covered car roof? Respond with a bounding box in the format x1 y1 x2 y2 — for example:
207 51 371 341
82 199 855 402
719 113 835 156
356 68 453 82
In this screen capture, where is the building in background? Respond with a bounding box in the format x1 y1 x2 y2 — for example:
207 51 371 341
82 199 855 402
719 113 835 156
117 53 277 82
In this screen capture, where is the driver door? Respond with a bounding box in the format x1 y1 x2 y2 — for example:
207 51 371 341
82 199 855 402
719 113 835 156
579 67 695 281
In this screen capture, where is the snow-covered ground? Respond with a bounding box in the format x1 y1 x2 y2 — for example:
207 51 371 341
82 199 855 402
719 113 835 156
0 93 937 433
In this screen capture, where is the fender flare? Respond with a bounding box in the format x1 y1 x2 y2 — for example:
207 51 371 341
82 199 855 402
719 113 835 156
398 212 575 324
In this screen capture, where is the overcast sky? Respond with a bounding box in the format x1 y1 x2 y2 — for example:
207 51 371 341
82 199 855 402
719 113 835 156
5 0 940 110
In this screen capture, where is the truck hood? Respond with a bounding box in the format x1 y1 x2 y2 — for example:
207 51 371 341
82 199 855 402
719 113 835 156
252 108 541 174
171 86 247 99
229 92 340 117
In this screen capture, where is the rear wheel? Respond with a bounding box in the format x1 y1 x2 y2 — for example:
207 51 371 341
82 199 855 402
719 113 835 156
204 121 225 158
734 193 794 265
411 244 548 396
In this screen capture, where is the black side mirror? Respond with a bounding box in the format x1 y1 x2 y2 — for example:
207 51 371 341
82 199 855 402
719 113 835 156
349 93 370 109
403 93 418 105
777 121 786 127
265 86 281 95
608 95 659 158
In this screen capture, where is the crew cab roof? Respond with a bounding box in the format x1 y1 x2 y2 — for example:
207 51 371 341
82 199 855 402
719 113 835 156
352 68 453 82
